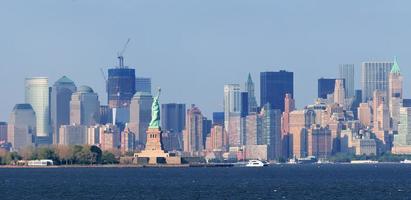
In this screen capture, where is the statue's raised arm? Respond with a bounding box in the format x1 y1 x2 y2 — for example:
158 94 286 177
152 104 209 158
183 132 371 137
149 88 161 129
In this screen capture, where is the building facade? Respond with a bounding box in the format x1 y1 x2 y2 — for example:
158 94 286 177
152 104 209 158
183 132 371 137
361 62 392 102
260 70 293 112
135 77 151 94
70 86 100 126
339 64 355 98
25 77 50 142
183 105 204 155
7 104 36 151
128 92 153 148
50 76 76 144
318 78 336 99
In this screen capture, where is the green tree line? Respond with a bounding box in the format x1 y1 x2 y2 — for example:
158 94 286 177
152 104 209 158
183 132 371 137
0 145 119 165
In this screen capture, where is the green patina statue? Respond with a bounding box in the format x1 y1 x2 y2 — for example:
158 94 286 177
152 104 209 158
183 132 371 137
149 88 161 129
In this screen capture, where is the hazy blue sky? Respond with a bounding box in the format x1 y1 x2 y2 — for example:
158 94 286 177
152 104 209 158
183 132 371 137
0 0 410 121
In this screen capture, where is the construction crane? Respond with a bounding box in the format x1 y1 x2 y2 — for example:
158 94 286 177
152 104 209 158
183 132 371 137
117 38 131 68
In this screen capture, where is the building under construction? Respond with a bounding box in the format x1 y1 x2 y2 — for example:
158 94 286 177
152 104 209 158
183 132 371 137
107 39 136 109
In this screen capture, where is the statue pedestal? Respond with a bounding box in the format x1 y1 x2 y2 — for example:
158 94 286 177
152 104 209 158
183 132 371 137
134 128 181 165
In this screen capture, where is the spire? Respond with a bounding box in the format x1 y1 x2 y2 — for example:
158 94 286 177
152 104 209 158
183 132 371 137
391 56 401 74
247 73 253 83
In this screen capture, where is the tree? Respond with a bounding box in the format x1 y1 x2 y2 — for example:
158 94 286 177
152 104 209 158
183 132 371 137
20 146 35 160
37 147 58 162
102 151 117 164
55 145 72 165
90 145 102 164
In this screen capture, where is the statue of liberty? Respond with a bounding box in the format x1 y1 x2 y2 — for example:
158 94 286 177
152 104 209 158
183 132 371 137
149 88 161 129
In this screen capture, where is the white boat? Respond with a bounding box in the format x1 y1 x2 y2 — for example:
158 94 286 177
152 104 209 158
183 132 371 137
246 160 268 167
350 160 378 164
27 159 54 166
400 159 411 164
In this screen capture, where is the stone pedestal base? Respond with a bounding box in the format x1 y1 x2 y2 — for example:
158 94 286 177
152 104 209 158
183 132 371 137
134 127 181 165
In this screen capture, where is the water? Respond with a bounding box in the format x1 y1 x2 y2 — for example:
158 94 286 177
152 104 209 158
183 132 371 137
0 164 411 200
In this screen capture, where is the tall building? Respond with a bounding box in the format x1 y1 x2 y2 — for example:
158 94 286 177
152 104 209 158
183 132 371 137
388 58 403 131
100 124 121 151
228 113 241 147
358 103 372 127
7 104 36 151
107 56 136 108
50 76 76 144
281 93 295 158
25 77 50 142
307 125 332 159
240 92 249 118
318 78 336 99
245 73 258 113
245 113 260 146
361 62 392 102
260 70 293 112
393 107 411 154
0 122 7 143
121 126 135 154
333 79 346 108
135 77 151 94
224 84 241 131
161 103 186 133
212 112 224 126
59 124 87 145
351 90 362 119
339 64 355 98
70 86 100 126
202 117 212 147
289 110 309 158
260 104 282 160
205 124 227 152
99 105 112 125
128 92 153 148
183 105 204 155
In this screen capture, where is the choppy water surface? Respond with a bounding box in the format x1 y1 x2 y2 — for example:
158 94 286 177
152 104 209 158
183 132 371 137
1 164 411 200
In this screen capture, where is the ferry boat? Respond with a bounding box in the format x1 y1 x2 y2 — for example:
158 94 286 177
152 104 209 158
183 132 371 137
400 159 411 164
350 160 378 164
246 160 268 167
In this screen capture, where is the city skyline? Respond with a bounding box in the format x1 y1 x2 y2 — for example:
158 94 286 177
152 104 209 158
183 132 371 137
1 1 411 121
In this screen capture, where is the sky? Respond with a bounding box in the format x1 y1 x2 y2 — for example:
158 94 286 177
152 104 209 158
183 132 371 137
0 0 410 121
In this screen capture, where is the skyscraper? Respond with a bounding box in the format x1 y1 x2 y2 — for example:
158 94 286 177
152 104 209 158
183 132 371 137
70 86 100 126
224 84 241 132
281 93 295 158
388 58 403 131
135 77 152 94
260 104 282 160
334 79 346 108
0 122 7 143
361 62 392 102
240 92 249 118
202 117 212 147
183 105 204 155
161 103 186 133
245 73 258 113
260 70 293 112
50 76 76 144
7 104 36 151
107 58 136 108
394 108 411 146
339 64 355 98
25 77 50 143
129 92 153 148
212 112 224 126
318 78 336 99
